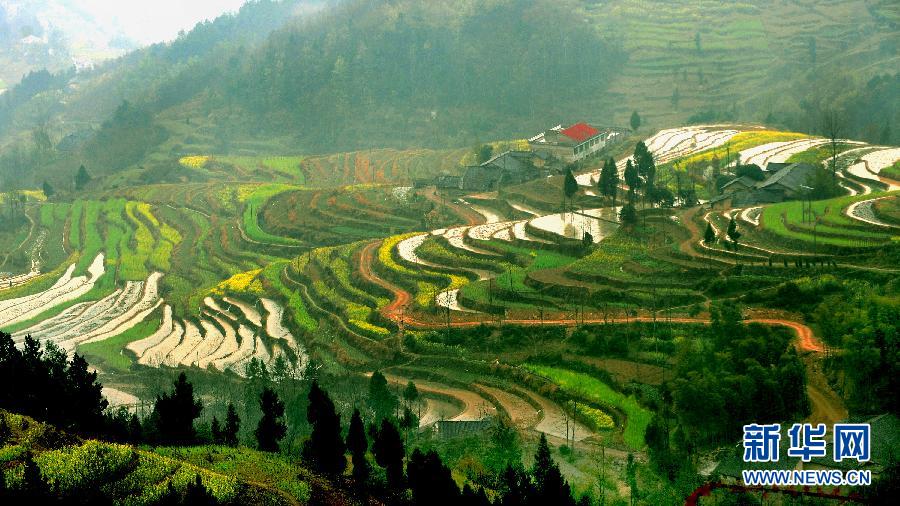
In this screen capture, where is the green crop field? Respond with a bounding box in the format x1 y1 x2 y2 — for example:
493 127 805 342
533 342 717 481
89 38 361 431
2 1 899 503
523 364 652 450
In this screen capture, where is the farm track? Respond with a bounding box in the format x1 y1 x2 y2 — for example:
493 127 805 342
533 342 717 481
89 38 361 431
358 240 410 319
422 190 483 226
378 373 496 421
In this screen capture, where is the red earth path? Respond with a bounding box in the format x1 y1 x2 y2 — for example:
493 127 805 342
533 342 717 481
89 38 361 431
358 239 411 319
356 238 828 355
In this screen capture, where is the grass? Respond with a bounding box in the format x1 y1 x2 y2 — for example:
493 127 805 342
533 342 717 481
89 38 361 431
760 192 898 249
676 130 809 168
261 260 317 331
882 160 900 180
523 363 652 450
152 445 310 503
77 316 161 372
0 422 244 505
239 184 305 246
786 142 858 165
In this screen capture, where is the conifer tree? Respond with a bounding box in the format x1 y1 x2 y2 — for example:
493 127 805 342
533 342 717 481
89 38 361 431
407 448 460 504
531 434 575 506
727 216 742 250
372 419 405 489
255 387 287 452
211 417 222 445
74 165 91 190
563 167 579 212
152 372 202 444
704 222 716 245
346 408 370 485
303 381 345 475
223 403 240 447
624 158 640 202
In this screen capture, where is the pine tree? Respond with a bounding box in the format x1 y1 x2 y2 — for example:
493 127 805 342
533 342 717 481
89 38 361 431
152 372 203 444
74 165 91 190
20 451 46 499
66 353 108 432
634 141 656 188
346 409 369 485
630 110 641 132
498 464 533 506
223 403 240 447
531 434 575 506
624 158 640 202
599 157 619 207
128 414 142 442
563 167 579 211
620 203 637 226
303 381 345 475
407 449 460 504
256 387 287 452
727 217 741 250
183 474 217 506
402 380 419 406
211 416 222 445
372 418 405 489
704 222 716 245
368 371 397 421
41 181 54 199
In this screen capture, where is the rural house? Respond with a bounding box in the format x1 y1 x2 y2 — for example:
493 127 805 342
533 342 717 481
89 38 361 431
435 175 462 189
724 163 819 205
460 150 541 191
528 123 623 162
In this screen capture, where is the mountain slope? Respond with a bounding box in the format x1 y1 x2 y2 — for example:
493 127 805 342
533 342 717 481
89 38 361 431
0 0 897 188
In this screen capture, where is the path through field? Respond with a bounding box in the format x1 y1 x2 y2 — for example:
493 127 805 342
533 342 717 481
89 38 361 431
359 240 410 320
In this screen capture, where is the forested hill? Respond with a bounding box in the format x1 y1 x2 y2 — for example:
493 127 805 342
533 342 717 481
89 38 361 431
0 0 898 185
222 0 625 149
0 0 322 136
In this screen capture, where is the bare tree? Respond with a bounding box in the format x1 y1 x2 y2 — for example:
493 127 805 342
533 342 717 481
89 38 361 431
821 108 843 188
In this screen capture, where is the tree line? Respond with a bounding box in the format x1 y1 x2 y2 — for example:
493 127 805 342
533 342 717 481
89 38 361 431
0 330 590 504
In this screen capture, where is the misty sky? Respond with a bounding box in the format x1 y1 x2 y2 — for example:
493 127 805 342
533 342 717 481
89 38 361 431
76 0 247 43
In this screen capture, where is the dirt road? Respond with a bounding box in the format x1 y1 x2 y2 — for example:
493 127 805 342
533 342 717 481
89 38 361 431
358 240 411 319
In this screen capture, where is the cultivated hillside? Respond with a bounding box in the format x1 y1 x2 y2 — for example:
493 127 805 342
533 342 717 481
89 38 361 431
1 0 897 189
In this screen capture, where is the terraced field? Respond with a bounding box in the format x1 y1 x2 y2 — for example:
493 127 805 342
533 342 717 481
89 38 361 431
3 124 897 459
588 0 896 130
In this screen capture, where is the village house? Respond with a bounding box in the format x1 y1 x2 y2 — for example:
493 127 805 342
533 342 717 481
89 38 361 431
459 150 541 191
528 122 623 163
723 163 819 206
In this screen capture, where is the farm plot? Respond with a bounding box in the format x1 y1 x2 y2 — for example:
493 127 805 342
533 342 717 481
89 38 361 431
15 272 163 353
0 254 105 328
528 208 619 243
126 295 306 376
758 193 898 251
523 389 594 442
474 384 540 429
577 126 739 186
523 364 651 450
846 148 900 190
739 138 831 168
260 185 445 248
845 196 899 229
382 374 496 422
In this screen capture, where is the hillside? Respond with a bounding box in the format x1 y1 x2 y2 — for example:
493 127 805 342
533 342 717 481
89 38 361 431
0 409 358 504
591 0 899 132
1 0 897 189
0 0 135 93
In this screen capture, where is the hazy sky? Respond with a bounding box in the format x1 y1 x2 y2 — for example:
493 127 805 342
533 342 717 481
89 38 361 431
75 0 248 44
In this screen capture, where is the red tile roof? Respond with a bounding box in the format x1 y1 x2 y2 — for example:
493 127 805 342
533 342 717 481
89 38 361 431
560 123 600 143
